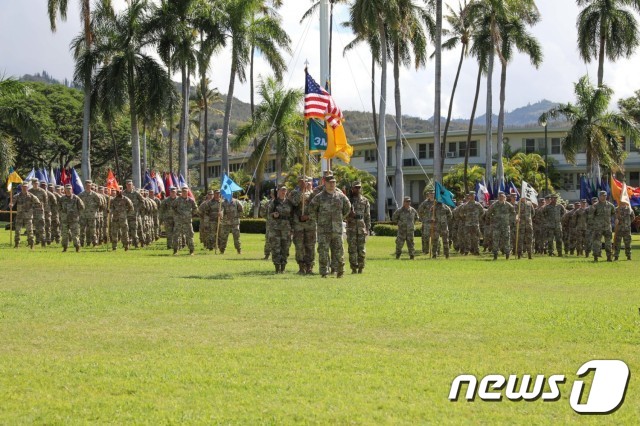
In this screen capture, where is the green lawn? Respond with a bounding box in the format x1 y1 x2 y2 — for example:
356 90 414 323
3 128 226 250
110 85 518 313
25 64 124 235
1 230 639 423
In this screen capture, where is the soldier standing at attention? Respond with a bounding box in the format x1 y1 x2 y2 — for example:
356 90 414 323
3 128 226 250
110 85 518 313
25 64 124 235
160 187 178 249
261 189 275 260
542 194 566 257
507 193 518 255
110 189 134 250
574 199 588 256
533 197 546 254
29 177 47 247
59 183 85 252
123 179 145 248
417 189 435 254
584 196 598 258
392 196 419 260
309 175 351 278
268 186 294 273
9 183 41 249
172 186 198 255
199 189 223 251
431 199 453 259
614 199 635 261
561 204 574 255
459 191 484 255
46 182 61 244
346 181 371 273
78 180 102 247
289 176 317 274
515 196 536 259
591 190 616 262
220 194 244 254
199 190 214 247
487 191 515 260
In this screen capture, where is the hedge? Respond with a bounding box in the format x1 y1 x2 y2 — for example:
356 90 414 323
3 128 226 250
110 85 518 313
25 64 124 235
240 218 266 234
373 224 422 237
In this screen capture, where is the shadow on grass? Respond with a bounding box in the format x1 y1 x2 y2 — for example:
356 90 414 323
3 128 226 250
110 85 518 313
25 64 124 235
182 274 234 280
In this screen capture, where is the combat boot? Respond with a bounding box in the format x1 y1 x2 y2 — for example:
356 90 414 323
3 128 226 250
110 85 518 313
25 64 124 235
41 241 46 248
75 245 80 252
336 270 344 278
493 253 498 261
14 242 18 248
306 264 315 275
528 252 532 260
29 243 34 250
189 250 194 256
274 264 280 274
237 249 242 254
396 253 400 259
627 255 631 261
606 254 612 262
112 246 117 251
358 267 363 274
173 249 178 256
298 264 306 275
281 264 286 273
263 253 270 260
409 255 414 260
124 245 129 251
614 256 618 261
593 256 598 262
62 246 67 252
506 253 509 260
352 268 358 274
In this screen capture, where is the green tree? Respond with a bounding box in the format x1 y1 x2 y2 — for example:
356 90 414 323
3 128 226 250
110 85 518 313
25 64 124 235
443 163 485 199
233 78 304 216
539 75 640 177
618 89 640 125
577 0 640 87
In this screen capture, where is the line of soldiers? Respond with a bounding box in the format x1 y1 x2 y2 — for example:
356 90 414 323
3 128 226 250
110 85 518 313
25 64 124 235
392 187 635 262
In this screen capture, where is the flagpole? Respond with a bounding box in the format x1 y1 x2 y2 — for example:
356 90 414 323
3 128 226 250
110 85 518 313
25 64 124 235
302 119 308 215
515 198 522 259
9 189 13 246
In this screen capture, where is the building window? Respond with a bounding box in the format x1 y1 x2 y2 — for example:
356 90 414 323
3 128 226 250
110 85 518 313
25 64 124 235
428 143 434 159
403 158 417 167
458 141 466 158
524 138 536 154
561 173 573 191
364 149 376 162
207 165 221 178
229 163 243 173
469 140 478 157
418 144 427 159
630 171 640 187
265 159 276 173
551 138 561 154
387 147 392 167
448 142 457 157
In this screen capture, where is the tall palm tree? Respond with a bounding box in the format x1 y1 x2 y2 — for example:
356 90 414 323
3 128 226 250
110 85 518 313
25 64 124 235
577 0 640 87
463 44 488 193
219 0 291 176
389 0 433 204
91 0 175 187
350 0 396 221
233 77 304 210
539 75 640 177
47 0 113 181
434 0 443 183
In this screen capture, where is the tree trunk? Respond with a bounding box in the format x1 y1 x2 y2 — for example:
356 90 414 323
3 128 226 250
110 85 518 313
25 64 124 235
371 56 379 144
129 65 141 188
180 67 189 183
485 50 494 184
81 80 91 181
142 122 147 173
393 43 404 207
496 60 507 190
376 16 388 221
597 27 605 87
221 57 237 176
442 44 465 175
203 77 209 188
464 65 483 193
433 0 443 183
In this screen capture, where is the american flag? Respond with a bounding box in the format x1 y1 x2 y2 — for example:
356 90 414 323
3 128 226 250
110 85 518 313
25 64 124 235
304 70 343 128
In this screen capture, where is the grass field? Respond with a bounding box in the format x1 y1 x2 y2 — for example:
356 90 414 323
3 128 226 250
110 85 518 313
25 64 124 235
1 229 639 424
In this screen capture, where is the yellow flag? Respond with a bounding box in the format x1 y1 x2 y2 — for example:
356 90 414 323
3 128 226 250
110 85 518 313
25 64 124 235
323 123 353 163
6 170 23 191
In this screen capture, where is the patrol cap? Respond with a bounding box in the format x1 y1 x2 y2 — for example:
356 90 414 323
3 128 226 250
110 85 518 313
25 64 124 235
169 186 177 192
85 179 92 184
599 190 607 196
297 175 306 181
323 170 333 176
31 177 39 182
181 185 189 190
545 195 552 199
39 180 47 185
567 204 574 210
574 201 580 205
468 191 475 196
48 183 54 187
591 197 598 202
56 185 63 189
403 196 411 202
278 186 287 191
213 189 220 194
550 194 559 198
64 183 72 189
207 190 214 195
498 190 505 195
352 181 362 187
125 179 133 184
325 176 336 182
581 199 587 202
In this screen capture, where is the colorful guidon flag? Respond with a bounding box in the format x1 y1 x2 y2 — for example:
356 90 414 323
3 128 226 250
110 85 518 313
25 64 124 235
6 167 22 191
304 70 343 129
521 180 538 206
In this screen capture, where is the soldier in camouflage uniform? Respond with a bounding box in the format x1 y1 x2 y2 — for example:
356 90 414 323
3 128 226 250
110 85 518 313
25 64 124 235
542 194 566 256
614 200 635 261
431 200 453 259
515 196 536 259
199 190 223 251
148 188 161 241
346 181 371 273
392 196 419 259
10 183 41 248
487 191 515 260
29 178 48 247
268 186 294 273
38 181 55 245
160 187 178 249
573 199 588 256
47 183 61 244
172 186 198 255
507 193 518 254
123 180 145 248
59 184 85 252
561 204 574 255
110 189 134 250
483 203 493 252
199 190 214 248
451 202 462 253
584 197 598 257
101 187 112 244
289 176 317 274
459 192 484 255
309 176 351 278
417 189 435 254
219 195 244 254
78 180 102 247
94 185 105 245
533 198 546 254
591 190 616 262
261 189 275 259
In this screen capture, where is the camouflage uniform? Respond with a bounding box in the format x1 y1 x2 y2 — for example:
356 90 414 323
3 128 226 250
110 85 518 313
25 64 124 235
542 198 566 256
78 189 102 247
110 194 134 250
459 198 484 255
59 190 85 251
533 201 546 254
345 189 371 272
483 206 493 251
574 205 588 256
11 188 41 248
585 200 598 257
220 198 243 253
44 185 58 244
614 204 635 260
431 202 453 258
561 206 574 255
28 180 48 246
123 187 145 248
172 194 198 254
160 195 177 249
49 186 62 243
417 197 435 254
392 202 419 259
309 186 351 277
268 194 294 272
591 197 615 261
515 199 536 258
451 205 462 252
289 185 317 273
261 197 273 258
487 198 515 259
95 191 106 245
199 197 222 250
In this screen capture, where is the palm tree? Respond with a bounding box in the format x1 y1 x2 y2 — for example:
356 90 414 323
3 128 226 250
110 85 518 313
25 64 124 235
91 0 175 187
47 0 113 181
508 152 549 190
434 0 443 183
0 79 38 178
389 0 433 205
440 0 473 177
577 0 640 87
219 0 291 176
539 75 640 178
233 77 304 215
350 0 395 221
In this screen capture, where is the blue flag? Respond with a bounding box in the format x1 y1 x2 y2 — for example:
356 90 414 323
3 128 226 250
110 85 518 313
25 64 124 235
580 175 591 202
221 173 242 202
435 181 456 208
508 181 520 199
143 170 158 193
71 168 84 194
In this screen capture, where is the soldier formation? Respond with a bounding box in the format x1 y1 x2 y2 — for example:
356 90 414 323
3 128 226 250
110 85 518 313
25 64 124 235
404 188 635 262
9 174 635 269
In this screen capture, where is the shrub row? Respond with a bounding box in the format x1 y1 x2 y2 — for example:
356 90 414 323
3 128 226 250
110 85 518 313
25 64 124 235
372 224 422 237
